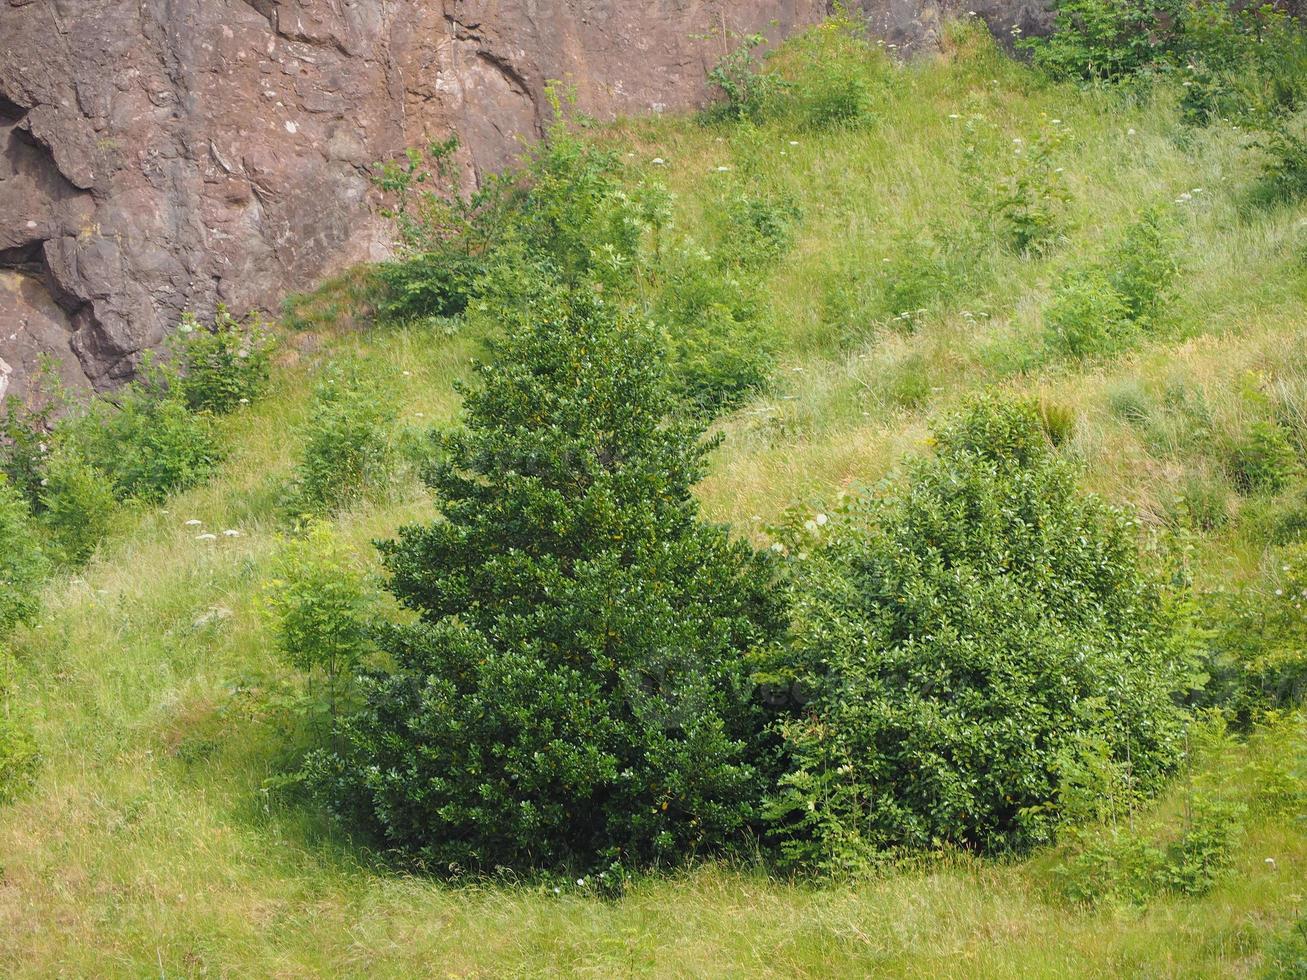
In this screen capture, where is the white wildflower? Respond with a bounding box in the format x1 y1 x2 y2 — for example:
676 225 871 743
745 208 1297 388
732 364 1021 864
651 157 665 166
196 533 217 541
222 529 241 538
185 519 202 527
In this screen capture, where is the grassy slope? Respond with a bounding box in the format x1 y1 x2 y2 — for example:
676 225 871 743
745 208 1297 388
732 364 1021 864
3 27 1306 976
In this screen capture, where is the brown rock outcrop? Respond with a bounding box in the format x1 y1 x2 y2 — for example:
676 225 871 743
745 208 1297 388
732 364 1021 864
0 1 1044 399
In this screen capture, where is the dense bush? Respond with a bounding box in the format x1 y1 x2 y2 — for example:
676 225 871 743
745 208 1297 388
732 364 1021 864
0 475 48 633
1045 267 1135 357
283 369 397 518
174 306 275 413
303 286 781 871
1024 0 1183 82
758 397 1196 871
653 246 772 414
1046 208 1180 357
38 447 117 565
62 387 221 505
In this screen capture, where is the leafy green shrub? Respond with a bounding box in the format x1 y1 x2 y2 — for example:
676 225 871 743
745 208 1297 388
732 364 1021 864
1228 419 1300 495
264 522 376 736
1045 268 1135 358
787 17 879 130
304 286 781 871
706 33 788 122
717 193 802 270
1046 208 1180 359
876 231 966 326
0 475 48 633
1200 543 1307 723
654 246 773 414
38 447 117 565
374 252 486 322
1109 207 1181 326
0 648 38 804
1022 0 1184 82
0 390 55 511
1259 112 1307 202
759 396 1194 869
1054 795 1241 906
371 135 508 321
60 383 222 505
174 306 275 413
284 369 397 518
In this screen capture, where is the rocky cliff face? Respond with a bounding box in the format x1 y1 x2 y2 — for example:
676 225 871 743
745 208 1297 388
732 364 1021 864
0 0 1043 400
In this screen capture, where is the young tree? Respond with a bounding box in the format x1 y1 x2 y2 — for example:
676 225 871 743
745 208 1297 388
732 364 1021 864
309 279 781 870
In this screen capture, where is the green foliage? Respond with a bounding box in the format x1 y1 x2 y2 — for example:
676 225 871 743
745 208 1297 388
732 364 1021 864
963 117 1071 255
305 287 781 871
1036 395 1078 447
1109 207 1181 326
62 386 221 505
706 34 788 123
1023 0 1184 82
1259 112 1307 202
1053 796 1241 905
653 246 772 414
1046 208 1181 357
1045 267 1135 358
264 522 376 736
173 306 275 413
760 397 1195 869
38 447 117 565
0 475 48 633
1228 419 1300 495
284 369 397 518
785 16 880 130
0 648 38 804
1200 543 1307 723
0 385 55 511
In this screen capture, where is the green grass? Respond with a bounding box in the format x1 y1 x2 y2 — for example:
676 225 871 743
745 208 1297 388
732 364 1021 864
3 23 1306 976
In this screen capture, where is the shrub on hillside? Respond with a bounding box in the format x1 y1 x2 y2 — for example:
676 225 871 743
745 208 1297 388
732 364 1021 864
0 475 48 633
283 369 397 519
1045 267 1135 358
174 307 276 414
785 16 880 130
61 381 221 505
39 447 117 565
264 522 376 737
302 286 782 871
1228 419 1300 495
963 117 1071 255
759 397 1196 871
1200 543 1307 723
654 246 773 415
1109 207 1181 326
706 33 789 123
1023 0 1184 82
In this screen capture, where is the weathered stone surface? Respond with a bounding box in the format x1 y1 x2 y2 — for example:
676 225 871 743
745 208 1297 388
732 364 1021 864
0 1 1045 398
851 1 1053 53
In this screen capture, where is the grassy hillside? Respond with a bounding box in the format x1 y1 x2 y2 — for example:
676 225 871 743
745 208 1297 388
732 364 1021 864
2 21 1306 976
